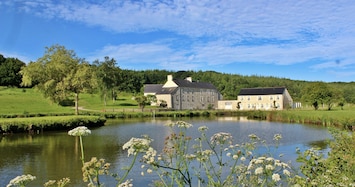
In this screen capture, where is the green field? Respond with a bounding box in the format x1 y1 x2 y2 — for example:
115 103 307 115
1 87 355 128
0 87 141 116
0 87 73 115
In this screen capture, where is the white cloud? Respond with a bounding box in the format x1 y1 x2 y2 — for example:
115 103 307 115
10 0 355 39
3 0 355 80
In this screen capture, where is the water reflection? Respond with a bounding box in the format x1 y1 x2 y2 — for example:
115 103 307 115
0 117 332 186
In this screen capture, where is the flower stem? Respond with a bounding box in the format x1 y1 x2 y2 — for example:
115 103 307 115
117 153 138 186
79 136 85 165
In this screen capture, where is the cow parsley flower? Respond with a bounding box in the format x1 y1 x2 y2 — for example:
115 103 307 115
273 134 282 141
255 167 263 175
283 169 291 177
210 132 233 145
272 173 281 182
123 137 152 157
198 125 208 132
7 174 36 187
68 126 91 136
117 179 133 187
166 121 192 128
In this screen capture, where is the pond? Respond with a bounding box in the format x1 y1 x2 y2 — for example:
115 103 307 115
0 117 332 186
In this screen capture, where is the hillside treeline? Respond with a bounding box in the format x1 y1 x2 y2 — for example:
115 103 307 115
1 53 355 104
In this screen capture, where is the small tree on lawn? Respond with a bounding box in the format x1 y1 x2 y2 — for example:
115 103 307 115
134 95 149 112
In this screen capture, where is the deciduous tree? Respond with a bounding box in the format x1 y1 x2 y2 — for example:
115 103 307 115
93 56 121 106
20 45 97 115
301 82 336 110
0 54 25 87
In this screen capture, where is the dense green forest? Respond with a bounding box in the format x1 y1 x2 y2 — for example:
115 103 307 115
1 52 355 105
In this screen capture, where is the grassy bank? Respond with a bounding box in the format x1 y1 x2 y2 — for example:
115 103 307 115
246 107 355 130
0 115 106 133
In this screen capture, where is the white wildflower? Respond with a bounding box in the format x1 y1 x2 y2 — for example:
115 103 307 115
166 121 192 128
123 137 152 157
7 174 36 187
240 156 246 161
273 134 282 141
117 179 133 187
266 164 274 171
255 167 263 175
226 152 232 157
210 132 233 145
143 147 157 164
147 169 153 174
272 173 281 182
283 169 291 177
68 126 91 136
255 159 264 164
248 134 259 140
198 125 208 132
176 121 193 128
185 154 197 160
232 154 238 160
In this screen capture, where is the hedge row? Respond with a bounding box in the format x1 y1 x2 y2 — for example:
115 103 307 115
0 116 106 134
80 110 250 119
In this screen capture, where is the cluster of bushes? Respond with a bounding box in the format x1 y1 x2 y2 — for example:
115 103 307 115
81 109 254 119
0 112 75 119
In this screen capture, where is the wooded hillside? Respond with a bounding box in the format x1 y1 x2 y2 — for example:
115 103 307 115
1 52 355 105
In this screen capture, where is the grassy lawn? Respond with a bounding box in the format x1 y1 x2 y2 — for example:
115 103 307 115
0 87 144 115
0 87 73 115
283 105 355 121
79 92 139 111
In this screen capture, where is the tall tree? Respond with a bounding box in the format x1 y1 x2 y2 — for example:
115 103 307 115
0 55 25 87
21 44 97 115
301 82 336 110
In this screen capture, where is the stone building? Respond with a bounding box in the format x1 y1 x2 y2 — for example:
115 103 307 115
144 75 222 110
218 87 293 110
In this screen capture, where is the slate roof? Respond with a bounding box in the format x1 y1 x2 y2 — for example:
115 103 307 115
158 87 178 94
172 79 217 89
238 87 286 95
144 84 163 93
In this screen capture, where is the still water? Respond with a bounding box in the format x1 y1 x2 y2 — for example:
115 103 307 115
0 117 332 186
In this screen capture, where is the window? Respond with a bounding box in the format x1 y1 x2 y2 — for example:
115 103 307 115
248 96 250 100
258 96 262 100
176 95 179 101
270 96 273 100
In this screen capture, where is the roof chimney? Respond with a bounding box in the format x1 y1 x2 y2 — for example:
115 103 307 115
167 75 173 81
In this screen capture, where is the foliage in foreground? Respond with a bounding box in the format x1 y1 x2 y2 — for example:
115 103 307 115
6 122 355 187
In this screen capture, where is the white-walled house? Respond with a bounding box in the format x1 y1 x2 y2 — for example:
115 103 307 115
218 87 293 110
144 75 223 110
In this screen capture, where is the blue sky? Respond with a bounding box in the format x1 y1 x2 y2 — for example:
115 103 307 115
1 0 355 82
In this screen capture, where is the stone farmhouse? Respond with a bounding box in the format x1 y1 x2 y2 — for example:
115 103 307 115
144 75 223 110
218 87 293 110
